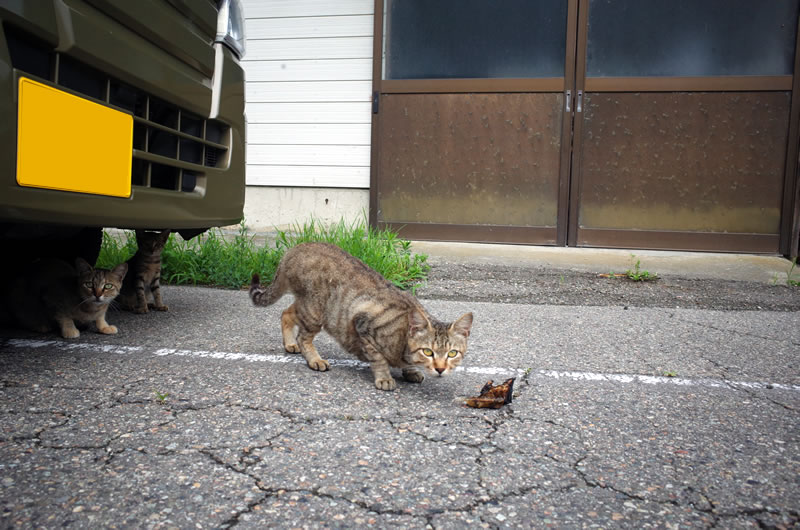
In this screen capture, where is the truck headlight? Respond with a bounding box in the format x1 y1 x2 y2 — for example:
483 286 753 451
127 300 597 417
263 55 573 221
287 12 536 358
216 0 246 59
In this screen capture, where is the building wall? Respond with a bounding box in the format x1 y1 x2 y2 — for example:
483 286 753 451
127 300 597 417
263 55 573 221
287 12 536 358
241 0 373 231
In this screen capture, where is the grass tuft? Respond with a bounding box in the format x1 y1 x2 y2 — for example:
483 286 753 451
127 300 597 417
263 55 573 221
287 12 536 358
273 218 429 291
786 257 799 287
97 218 429 291
625 255 658 282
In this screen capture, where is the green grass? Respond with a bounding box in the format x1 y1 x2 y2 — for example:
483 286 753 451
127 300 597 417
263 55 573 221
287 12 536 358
625 255 658 282
97 218 429 291
769 257 799 287
787 258 799 287
598 254 658 282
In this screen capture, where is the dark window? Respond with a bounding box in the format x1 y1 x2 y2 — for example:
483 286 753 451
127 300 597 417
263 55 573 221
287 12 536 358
587 0 799 77
383 0 568 80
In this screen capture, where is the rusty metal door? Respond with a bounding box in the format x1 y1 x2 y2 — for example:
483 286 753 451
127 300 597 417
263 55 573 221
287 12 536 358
370 0 579 245
568 0 800 254
371 1 800 254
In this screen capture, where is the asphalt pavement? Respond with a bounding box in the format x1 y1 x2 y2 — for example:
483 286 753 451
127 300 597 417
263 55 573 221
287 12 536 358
0 246 798 529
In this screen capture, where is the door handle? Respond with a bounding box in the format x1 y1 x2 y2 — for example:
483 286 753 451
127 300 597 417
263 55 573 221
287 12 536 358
576 90 583 113
565 90 571 112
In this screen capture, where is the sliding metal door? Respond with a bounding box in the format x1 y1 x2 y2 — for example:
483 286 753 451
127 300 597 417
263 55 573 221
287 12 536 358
370 0 800 254
370 0 578 245
569 0 800 254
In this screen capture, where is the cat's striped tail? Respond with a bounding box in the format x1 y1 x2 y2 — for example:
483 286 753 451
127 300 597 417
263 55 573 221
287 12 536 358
249 268 287 307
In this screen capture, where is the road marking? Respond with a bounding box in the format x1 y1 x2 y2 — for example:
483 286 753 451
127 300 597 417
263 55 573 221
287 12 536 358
4 337 800 393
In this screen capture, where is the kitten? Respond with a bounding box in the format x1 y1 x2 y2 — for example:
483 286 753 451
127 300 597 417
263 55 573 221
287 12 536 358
4 258 127 339
249 242 473 391
118 229 170 313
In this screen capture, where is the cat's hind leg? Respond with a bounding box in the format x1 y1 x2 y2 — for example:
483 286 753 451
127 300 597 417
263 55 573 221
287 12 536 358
292 305 329 371
280 303 301 353
297 327 330 372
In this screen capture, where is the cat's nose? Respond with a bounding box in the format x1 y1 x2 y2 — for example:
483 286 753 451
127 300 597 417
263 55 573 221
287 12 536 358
435 367 445 375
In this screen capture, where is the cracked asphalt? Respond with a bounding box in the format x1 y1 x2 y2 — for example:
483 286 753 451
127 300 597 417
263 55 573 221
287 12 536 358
1 256 798 529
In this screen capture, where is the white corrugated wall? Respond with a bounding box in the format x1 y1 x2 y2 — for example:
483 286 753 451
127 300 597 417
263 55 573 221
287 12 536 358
241 0 374 189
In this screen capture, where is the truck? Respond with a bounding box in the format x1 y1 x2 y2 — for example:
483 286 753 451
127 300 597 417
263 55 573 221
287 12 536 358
0 0 247 265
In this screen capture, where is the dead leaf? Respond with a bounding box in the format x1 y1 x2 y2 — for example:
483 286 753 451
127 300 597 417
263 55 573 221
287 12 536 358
465 378 516 409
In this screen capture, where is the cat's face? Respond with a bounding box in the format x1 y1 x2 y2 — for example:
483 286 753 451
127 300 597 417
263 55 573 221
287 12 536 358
406 311 473 376
135 229 170 256
75 259 128 306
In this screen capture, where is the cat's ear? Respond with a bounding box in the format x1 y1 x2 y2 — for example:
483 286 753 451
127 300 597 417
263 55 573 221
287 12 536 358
74 258 93 275
159 229 171 242
450 312 473 339
408 308 431 336
111 262 128 280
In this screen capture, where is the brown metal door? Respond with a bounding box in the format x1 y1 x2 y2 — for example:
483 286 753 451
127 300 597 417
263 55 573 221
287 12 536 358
371 1 800 254
370 0 579 245
568 0 800 254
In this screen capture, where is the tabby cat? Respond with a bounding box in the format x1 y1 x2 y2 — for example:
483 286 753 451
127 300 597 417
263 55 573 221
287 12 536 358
4 257 127 339
118 229 170 313
249 242 473 391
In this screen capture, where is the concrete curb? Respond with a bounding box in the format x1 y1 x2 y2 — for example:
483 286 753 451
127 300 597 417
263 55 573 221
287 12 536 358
410 241 797 284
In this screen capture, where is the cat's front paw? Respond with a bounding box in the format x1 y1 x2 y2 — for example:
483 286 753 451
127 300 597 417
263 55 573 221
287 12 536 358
149 304 169 312
307 359 330 371
61 328 80 339
98 325 118 335
374 377 397 391
133 306 149 314
402 368 425 384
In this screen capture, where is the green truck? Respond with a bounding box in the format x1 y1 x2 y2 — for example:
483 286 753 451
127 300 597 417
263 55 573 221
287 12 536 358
0 0 246 264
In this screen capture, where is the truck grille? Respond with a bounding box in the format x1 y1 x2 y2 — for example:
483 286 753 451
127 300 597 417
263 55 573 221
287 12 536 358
5 26 229 194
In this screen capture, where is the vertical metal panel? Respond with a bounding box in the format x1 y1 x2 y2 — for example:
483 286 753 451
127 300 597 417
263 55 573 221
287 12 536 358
556 0 581 245
376 93 563 228
781 10 800 257
577 92 790 237
368 0 384 228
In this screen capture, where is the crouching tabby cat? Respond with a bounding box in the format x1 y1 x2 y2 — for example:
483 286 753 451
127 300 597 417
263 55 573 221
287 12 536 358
250 242 473 391
4 258 127 339
118 229 170 313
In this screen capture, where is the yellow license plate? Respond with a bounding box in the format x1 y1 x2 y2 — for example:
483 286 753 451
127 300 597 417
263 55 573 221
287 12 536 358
17 77 133 198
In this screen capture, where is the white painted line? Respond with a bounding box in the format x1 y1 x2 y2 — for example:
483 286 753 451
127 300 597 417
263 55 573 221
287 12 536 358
5 338 143 355
3 338 800 393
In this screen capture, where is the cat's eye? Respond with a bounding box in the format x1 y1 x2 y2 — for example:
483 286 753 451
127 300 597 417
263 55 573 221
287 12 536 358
103 283 114 290
448 350 459 358
422 348 434 357
83 282 93 288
